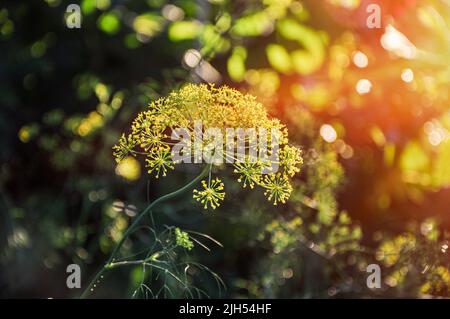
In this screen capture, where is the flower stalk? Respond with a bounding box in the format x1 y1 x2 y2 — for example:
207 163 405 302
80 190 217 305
80 164 210 299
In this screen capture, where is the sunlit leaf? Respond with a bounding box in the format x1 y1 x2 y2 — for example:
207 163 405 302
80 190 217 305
168 20 202 41
231 12 273 37
124 33 141 49
432 140 450 187
81 0 96 15
96 0 111 10
133 13 164 37
227 46 247 81
384 143 396 167
400 141 429 172
200 24 230 56
400 141 431 185
370 126 386 147
146 0 166 8
215 12 231 33
277 18 326 74
266 44 292 74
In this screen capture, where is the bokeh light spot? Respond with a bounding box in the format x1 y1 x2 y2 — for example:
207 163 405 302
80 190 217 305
115 156 141 182
320 124 337 143
183 49 202 68
356 79 372 95
352 51 368 68
401 68 414 83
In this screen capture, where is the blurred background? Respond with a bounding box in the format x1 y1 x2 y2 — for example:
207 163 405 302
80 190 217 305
1 0 450 298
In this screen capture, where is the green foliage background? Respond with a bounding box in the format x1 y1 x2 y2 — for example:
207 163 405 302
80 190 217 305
1 0 450 298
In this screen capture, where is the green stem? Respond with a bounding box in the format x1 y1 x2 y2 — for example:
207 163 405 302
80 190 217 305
80 165 210 299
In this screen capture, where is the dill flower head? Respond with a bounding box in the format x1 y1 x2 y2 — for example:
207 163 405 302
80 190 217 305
113 83 303 209
193 178 225 209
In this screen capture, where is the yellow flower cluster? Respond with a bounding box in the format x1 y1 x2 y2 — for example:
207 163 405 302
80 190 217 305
113 84 303 209
193 178 225 209
377 233 416 267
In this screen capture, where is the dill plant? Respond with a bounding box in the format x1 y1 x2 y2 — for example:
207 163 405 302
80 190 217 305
81 84 302 298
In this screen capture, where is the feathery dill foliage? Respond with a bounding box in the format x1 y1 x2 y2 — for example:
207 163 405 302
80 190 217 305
113 84 303 209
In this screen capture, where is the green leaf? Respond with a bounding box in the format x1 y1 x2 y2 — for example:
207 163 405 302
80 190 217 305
432 140 450 187
81 0 96 15
400 141 429 172
168 20 202 41
227 47 247 81
97 12 121 35
133 13 164 37
124 33 141 49
277 18 326 75
266 44 292 74
231 12 273 37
